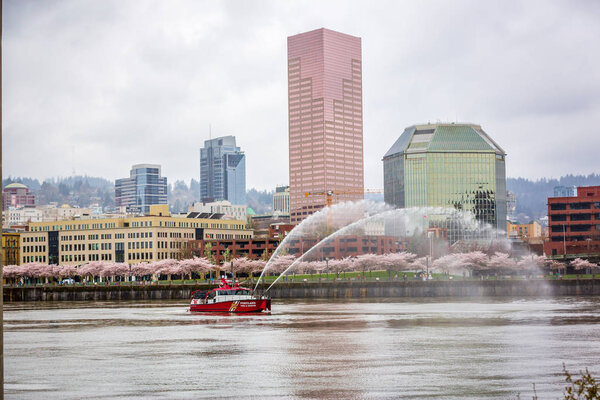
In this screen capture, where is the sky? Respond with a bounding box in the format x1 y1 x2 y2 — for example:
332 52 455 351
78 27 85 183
3 0 600 190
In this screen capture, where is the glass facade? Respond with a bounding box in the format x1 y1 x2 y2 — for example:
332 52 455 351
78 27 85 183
383 124 507 241
115 164 167 214
200 136 246 205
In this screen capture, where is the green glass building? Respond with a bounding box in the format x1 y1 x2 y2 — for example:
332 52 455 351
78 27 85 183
383 123 507 235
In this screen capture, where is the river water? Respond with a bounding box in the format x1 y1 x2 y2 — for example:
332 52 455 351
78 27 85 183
4 297 600 399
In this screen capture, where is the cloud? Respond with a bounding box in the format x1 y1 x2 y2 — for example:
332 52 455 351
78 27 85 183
3 0 600 192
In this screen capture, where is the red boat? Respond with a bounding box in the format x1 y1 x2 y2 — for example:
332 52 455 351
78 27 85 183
189 279 271 313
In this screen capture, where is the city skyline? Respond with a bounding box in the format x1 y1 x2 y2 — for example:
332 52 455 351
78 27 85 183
4 1 600 191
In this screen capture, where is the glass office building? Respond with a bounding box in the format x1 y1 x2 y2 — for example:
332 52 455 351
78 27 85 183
200 136 246 205
115 164 168 214
383 123 507 239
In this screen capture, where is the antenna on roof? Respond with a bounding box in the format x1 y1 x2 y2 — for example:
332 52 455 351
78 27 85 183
209 123 212 140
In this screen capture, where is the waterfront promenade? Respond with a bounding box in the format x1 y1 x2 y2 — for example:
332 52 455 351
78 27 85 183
4 278 600 302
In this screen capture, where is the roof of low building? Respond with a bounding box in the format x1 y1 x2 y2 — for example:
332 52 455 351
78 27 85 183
4 183 28 189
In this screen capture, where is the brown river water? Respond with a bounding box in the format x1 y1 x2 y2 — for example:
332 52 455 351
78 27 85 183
4 297 600 399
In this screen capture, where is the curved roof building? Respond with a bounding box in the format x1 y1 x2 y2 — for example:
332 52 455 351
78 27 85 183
383 123 507 233
3 182 36 211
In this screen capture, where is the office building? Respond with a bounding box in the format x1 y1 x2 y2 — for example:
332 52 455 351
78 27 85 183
188 200 247 221
115 164 168 214
544 186 600 261
3 183 36 211
273 185 290 214
288 28 364 224
554 186 577 198
20 205 253 265
200 136 246 205
383 123 507 238
6 206 43 227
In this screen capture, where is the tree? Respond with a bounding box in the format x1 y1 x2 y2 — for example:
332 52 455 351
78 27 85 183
487 252 517 275
570 258 597 275
382 252 417 278
204 243 214 264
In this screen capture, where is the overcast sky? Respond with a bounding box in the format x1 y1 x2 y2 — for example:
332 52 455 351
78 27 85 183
4 0 600 190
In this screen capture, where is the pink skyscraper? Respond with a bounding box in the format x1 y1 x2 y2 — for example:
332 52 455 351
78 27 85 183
288 28 364 224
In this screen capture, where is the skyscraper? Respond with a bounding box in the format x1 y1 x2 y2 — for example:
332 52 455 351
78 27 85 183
200 136 246 205
288 28 364 224
115 164 168 214
383 123 507 237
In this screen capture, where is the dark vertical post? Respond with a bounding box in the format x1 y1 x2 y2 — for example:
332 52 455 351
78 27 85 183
0 0 4 395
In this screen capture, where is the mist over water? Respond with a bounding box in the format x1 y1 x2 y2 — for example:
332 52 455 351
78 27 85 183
4 298 600 399
258 201 529 292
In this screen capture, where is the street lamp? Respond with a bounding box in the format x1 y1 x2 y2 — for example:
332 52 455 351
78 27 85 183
427 231 434 280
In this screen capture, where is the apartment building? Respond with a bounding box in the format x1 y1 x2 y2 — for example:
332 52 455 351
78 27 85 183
20 205 253 265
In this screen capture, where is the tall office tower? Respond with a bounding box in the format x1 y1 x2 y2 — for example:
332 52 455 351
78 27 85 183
383 123 507 240
288 28 364 224
273 185 290 214
200 136 246 205
115 164 168 214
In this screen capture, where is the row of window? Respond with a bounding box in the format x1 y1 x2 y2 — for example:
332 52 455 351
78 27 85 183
23 236 46 243
128 241 153 250
550 202 600 211
551 214 600 222
23 245 46 253
60 253 110 262
128 232 153 239
23 255 46 263
61 235 86 241
31 220 244 232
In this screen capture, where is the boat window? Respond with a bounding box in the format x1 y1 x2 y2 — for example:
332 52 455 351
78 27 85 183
207 291 216 299
192 291 207 299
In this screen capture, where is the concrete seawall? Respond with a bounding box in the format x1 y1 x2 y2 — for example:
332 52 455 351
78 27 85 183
4 279 600 302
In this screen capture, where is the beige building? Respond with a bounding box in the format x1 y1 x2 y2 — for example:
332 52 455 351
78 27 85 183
21 205 252 265
506 220 542 240
273 185 290 214
5 206 43 227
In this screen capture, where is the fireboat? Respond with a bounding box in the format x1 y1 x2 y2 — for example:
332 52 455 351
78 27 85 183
189 279 271 313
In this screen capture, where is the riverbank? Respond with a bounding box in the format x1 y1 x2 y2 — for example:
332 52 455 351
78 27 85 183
4 278 600 302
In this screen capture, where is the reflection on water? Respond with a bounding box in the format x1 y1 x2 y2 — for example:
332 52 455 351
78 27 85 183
4 298 600 399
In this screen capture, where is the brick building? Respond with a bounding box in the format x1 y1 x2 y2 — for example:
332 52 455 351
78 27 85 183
189 234 399 264
3 183 36 211
544 186 600 261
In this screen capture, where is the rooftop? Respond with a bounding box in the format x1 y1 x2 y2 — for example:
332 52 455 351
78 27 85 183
383 123 506 159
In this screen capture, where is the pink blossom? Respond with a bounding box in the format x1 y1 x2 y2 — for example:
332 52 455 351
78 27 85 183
570 258 597 271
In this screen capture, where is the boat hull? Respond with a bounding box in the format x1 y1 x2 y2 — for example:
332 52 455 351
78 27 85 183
190 299 271 313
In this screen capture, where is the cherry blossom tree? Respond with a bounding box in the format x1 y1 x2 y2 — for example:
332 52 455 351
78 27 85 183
131 262 153 280
179 257 212 280
570 258 598 274
517 255 549 275
487 252 517 275
78 261 105 282
59 265 78 280
2 265 21 283
383 252 418 278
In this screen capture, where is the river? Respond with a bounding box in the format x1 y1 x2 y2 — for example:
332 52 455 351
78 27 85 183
4 297 600 399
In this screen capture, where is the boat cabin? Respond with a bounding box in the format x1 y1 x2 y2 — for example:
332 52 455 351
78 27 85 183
190 279 254 304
